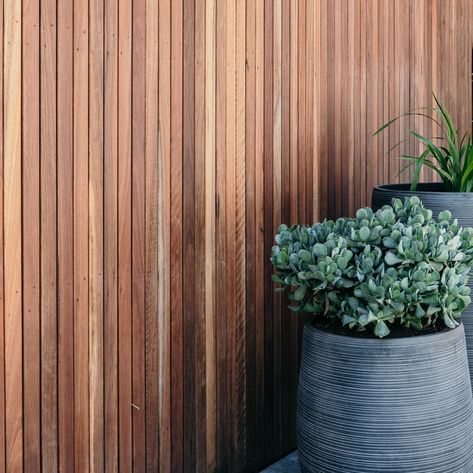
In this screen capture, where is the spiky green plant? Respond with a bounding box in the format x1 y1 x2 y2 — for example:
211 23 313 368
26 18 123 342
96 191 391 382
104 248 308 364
374 94 473 192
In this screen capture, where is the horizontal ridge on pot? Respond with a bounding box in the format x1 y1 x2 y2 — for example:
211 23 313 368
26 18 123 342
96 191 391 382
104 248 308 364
297 323 473 473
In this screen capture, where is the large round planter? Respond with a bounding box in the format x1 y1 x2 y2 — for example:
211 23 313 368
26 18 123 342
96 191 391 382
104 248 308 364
372 183 473 383
297 322 473 473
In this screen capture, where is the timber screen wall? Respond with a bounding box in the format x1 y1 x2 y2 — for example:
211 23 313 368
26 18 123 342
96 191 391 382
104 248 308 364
0 1 472 472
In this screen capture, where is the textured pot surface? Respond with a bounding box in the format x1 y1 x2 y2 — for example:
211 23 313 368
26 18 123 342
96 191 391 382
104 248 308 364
297 323 473 473
372 183 473 383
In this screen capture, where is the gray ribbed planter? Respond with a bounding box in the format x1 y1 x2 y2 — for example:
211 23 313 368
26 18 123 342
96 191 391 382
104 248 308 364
297 323 473 473
372 183 473 382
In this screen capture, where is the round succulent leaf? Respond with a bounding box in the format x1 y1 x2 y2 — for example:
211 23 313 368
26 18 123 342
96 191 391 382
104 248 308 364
374 320 390 338
438 210 452 222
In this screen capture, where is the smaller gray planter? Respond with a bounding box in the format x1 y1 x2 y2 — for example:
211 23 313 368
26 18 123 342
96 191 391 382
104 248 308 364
297 322 473 473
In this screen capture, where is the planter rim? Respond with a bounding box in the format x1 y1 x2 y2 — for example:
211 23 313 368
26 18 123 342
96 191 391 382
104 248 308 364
374 182 473 196
305 320 464 346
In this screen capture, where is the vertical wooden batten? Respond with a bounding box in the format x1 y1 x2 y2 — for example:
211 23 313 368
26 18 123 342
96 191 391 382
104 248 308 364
117 0 133 470
73 0 90 470
204 0 216 469
131 0 146 470
40 0 59 468
170 0 184 470
89 0 105 470
3 0 22 470
0 0 5 469
22 0 40 469
104 0 119 470
57 0 75 470
145 0 160 470
157 0 172 470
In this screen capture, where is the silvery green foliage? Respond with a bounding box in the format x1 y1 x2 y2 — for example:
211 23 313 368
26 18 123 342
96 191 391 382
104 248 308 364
271 197 473 337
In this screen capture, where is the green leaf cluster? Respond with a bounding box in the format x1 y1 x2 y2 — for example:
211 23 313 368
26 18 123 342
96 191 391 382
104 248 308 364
271 197 473 338
374 94 473 192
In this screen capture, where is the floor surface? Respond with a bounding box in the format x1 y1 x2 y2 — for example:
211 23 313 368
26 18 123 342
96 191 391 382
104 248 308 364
259 451 301 472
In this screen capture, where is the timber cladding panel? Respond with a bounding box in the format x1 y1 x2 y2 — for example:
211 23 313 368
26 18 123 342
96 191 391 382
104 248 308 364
0 0 471 472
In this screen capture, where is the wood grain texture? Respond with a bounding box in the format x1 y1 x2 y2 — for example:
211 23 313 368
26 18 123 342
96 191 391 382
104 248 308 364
0 0 4 470
117 0 132 471
89 0 104 470
204 0 216 470
145 0 160 470
40 0 58 469
170 0 184 470
194 0 206 471
131 0 146 471
74 0 90 471
235 1 246 468
0 1 471 472
157 0 172 471
244 0 257 468
183 0 196 469
22 0 40 469
57 0 75 471
4 0 22 471
104 0 119 470
312 0 467 219
214 0 227 468
225 0 238 468
73 0 90 472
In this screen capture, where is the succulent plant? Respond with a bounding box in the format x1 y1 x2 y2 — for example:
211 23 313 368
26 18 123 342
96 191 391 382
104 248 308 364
271 197 473 337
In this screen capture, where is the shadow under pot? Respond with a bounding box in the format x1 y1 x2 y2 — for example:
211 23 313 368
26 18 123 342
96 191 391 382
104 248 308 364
372 183 473 384
297 322 473 473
